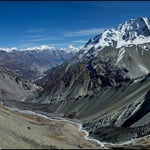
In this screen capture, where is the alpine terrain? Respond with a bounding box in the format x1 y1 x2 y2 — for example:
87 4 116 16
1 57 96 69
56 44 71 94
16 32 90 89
1 16 150 149
0 45 79 80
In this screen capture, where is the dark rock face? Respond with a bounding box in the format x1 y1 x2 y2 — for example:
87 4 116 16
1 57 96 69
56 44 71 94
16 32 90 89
122 90 150 127
35 51 131 104
88 127 138 143
86 57 130 90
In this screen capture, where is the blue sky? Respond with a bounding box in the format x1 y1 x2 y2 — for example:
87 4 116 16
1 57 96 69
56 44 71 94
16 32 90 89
0 1 150 49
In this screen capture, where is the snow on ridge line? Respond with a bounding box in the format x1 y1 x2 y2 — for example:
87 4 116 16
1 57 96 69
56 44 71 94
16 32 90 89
23 45 56 51
0 47 18 52
116 47 125 63
0 45 55 52
84 17 150 53
60 45 83 53
0 45 81 53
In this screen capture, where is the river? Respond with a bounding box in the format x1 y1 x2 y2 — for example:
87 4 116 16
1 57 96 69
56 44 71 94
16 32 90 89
6 106 146 149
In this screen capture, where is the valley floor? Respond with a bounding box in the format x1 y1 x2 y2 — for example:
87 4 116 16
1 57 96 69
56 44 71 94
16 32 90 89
1 104 150 149
0 104 100 149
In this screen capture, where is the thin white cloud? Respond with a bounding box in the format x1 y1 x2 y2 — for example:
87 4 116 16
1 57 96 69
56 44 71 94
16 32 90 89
89 1 149 8
24 35 63 43
22 37 49 44
72 40 87 43
18 43 38 48
24 35 44 39
53 43 72 46
26 28 46 33
64 28 105 37
31 38 49 42
48 37 63 41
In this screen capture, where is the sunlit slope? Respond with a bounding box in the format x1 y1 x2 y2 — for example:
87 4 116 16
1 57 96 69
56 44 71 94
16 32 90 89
0 72 39 102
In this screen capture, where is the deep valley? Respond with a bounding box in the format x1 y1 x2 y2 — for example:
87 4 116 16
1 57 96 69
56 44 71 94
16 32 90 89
0 16 150 149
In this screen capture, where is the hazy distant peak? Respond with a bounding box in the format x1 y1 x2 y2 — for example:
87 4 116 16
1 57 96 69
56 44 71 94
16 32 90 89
60 45 82 53
0 45 81 53
0 47 18 52
23 45 56 51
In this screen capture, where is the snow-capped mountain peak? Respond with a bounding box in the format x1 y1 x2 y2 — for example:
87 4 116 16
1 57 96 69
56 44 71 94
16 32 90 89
60 45 82 53
84 17 150 51
22 45 56 51
0 45 81 53
0 47 18 52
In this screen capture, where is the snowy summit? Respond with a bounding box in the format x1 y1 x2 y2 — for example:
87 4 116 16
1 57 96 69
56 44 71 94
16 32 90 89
84 17 150 51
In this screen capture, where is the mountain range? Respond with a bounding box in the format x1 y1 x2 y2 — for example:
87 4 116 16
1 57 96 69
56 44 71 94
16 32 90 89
0 45 80 80
32 17 150 144
0 16 150 148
